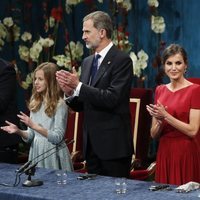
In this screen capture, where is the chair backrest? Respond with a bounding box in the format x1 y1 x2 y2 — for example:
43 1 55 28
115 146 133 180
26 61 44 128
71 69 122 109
129 88 153 167
130 161 156 181
65 111 83 155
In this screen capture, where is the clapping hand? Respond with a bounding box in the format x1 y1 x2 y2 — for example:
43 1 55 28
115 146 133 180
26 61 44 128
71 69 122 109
56 67 79 96
17 111 34 129
146 101 168 120
1 111 34 134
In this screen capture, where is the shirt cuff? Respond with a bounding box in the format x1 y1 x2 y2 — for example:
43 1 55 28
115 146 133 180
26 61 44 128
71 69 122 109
64 82 82 103
73 82 82 97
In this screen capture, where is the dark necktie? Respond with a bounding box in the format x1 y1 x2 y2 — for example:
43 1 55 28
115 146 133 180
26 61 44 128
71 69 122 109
90 54 101 84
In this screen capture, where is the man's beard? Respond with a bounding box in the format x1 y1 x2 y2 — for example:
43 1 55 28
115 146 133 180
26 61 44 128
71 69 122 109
86 44 92 49
85 39 100 50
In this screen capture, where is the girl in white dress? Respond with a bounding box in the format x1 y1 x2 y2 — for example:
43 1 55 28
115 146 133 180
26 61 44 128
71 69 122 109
1 62 73 171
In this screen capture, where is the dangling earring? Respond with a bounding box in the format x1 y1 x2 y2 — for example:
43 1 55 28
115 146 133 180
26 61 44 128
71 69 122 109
184 68 187 74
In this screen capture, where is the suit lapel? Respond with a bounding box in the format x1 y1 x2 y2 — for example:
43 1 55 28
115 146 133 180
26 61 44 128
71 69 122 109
81 55 94 84
91 46 116 86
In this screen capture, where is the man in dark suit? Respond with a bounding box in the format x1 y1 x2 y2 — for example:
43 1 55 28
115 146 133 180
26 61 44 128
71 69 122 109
56 11 133 178
0 58 21 163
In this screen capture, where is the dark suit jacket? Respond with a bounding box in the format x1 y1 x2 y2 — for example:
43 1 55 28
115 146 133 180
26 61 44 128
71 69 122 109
68 45 133 160
0 58 20 146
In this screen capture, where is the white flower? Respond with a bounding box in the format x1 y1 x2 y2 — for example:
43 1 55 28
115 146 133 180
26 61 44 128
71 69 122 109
21 81 30 90
134 63 142 78
116 0 132 11
37 37 54 48
53 55 71 69
33 41 43 53
12 24 20 41
151 15 166 33
18 36 55 63
65 0 83 13
65 4 72 14
0 23 7 49
0 17 20 48
37 37 45 46
148 0 159 7
137 50 149 64
49 17 55 28
21 32 32 42
21 73 33 89
30 49 40 62
137 59 148 70
121 0 132 11
66 0 83 5
65 41 84 61
30 42 43 62
53 41 83 70
42 38 54 48
0 23 7 39
130 52 137 67
18 45 30 62
3 17 14 27
130 50 149 77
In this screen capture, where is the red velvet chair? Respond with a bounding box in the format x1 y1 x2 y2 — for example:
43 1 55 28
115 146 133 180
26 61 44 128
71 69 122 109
129 88 153 167
129 88 156 180
130 161 156 181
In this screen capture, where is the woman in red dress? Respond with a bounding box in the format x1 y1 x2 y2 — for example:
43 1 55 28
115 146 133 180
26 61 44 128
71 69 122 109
146 44 200 185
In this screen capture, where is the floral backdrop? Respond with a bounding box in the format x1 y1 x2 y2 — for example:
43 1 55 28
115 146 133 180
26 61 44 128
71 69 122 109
0 0 166 100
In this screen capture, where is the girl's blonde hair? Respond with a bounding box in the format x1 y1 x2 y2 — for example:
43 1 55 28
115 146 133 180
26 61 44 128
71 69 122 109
28 62 63 117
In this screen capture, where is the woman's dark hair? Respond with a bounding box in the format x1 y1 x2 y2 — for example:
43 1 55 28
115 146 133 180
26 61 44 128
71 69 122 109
162 44 188 65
